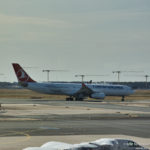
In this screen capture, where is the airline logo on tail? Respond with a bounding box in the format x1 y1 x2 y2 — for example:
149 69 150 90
17 69 29 81
12 63 35 82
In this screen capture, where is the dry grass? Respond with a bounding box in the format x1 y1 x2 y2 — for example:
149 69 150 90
0 89 150 101
0 89 66 100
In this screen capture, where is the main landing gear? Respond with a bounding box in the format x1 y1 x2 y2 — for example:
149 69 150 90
66 97 74 101
75 97 83 101
121 96 125 102
66 97 84 101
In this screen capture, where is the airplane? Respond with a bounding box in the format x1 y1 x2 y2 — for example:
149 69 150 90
12 63 134 101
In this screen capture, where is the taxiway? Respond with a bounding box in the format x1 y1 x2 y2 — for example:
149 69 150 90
0 99 150 150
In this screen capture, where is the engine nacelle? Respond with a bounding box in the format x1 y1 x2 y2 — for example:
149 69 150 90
90 92 105 99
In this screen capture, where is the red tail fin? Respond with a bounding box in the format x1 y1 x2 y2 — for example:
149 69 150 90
12 63 36 82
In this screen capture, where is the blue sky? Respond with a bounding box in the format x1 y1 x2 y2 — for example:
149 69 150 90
0 0 150 82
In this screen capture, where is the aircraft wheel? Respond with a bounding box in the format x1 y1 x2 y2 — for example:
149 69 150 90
66 97 73 101
66 98 70 101
75 98 83 101
79 98 83 101
70 97 73 101
121 96 125 102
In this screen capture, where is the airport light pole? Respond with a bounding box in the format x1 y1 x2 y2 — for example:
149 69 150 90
43 70 51 82
75 74 108 83
75 75 85 83
113 71 143 83
113 71 121 83
43 69 68 82
145 75 149 89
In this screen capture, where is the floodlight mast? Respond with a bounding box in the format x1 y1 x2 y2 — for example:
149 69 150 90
75 74 108 83
113 70 143 83
112 71 121 83
75 75 85 83
145 75 150 88
43 70 51 82
43 69 68 82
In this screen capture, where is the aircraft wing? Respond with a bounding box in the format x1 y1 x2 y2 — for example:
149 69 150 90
74 83 93 98
74 83 105 99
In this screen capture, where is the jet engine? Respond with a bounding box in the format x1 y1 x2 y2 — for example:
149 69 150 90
90 92 105 99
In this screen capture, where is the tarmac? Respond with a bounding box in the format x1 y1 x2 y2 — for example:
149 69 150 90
0 99 150 150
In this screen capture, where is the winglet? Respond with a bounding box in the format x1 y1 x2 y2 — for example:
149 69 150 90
12 63 36 82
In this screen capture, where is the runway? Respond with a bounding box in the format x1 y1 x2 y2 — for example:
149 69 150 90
0 116 150 138
1 98 150 112
0 98 150 149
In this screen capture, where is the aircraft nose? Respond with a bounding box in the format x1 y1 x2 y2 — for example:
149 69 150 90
127 87 134 95
130 89 134 94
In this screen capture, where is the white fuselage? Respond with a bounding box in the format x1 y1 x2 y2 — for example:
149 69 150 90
26 82 134 97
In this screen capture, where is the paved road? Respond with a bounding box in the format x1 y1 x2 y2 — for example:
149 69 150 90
0 99 150 138
0 116 150 138
1 99 150 112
